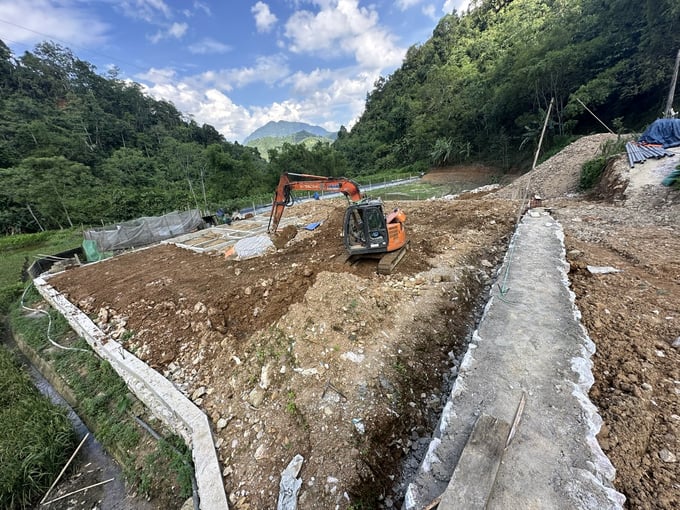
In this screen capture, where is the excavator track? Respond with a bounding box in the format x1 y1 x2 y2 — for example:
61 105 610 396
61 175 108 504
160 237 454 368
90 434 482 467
377 242 408 275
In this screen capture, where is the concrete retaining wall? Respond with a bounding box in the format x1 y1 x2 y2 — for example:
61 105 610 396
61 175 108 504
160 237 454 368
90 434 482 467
34 276 228 510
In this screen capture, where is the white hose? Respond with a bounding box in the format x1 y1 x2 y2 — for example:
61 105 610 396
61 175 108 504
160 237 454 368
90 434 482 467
20 282 90 353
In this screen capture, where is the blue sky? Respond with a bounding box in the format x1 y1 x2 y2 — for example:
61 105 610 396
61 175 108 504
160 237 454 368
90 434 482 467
0 1 471 142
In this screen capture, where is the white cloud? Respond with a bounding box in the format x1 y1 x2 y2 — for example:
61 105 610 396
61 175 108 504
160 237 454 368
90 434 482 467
142 81 252 141
284 0 405 70
149 22 188 43
198 54 290 89
283 68 333 95
0 0 109 47
422 3 437 19
119 0 171 23
442 0 472 14
136 67 177 83
137 61 374 142
252 2 278 33
193 1 211 16
397 0 422 9
188 38 231 55
168 22 188 38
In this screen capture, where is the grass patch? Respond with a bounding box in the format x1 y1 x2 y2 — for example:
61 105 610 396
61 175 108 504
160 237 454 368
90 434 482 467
580 137 629 190
366 181 450 201
0 346 76 510
8 291 194 503
0 228 82 314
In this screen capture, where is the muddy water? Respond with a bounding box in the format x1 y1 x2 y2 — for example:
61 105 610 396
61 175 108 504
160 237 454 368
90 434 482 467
2 330 155 510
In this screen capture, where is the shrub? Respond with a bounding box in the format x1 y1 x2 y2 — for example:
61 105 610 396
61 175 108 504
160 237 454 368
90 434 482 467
579 137 628 190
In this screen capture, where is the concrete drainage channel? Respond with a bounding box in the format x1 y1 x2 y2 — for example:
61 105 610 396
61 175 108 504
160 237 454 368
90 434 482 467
402 210 626 509
33 276 229 510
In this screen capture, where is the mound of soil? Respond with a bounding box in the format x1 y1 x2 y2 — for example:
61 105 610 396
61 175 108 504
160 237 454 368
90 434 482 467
494 133 619 199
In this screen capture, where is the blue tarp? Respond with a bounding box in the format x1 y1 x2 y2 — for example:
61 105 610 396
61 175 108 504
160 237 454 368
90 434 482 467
638 119 680 148
304 222 322 231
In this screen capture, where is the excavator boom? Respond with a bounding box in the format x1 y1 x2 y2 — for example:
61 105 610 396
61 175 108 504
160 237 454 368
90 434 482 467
267 171 408 273
268 172 362 233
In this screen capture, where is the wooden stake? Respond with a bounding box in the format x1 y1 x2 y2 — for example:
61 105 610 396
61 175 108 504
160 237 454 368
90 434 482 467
40 433 90 505
505 391 527 450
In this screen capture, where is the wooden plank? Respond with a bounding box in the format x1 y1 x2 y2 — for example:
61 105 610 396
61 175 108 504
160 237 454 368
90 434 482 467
438 414 510 509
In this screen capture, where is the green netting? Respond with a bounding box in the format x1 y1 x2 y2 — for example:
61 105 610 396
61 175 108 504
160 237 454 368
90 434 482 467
82 239 112 262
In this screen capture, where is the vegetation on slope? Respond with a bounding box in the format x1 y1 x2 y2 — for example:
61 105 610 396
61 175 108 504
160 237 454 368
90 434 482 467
0 40 274 234
334 0 680 173
247 132 333 160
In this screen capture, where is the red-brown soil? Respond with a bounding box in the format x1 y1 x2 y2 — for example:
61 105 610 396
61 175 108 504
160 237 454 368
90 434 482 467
49 198 518 509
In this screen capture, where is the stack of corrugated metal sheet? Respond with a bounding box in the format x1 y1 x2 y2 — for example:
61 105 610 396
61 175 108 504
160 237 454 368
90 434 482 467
625 141 675 167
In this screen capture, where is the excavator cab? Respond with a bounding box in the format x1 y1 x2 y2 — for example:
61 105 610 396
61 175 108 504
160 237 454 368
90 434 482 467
343 201 388 253
343 199 407 255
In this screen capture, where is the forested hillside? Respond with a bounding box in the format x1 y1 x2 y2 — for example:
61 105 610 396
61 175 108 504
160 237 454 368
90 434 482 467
0 40 274 234
2 0 679 233
334 0 680 174
247 132 334 161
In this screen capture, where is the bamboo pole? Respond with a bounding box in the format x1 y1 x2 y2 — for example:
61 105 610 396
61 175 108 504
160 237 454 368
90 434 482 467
531 97 555 171
39 433 89 505
664 49 680 118
42 478 114 506
574 97 615 135
26 203 45 232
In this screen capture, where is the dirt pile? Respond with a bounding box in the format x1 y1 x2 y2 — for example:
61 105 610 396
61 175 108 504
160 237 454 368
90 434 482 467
45 133 680 509
494 133 619 199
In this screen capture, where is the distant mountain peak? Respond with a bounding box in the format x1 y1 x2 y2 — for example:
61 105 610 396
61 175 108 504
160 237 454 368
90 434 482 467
244 120 334 144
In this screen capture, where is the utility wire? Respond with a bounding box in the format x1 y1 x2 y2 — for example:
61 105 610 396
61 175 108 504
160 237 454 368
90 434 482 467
0 17 152 74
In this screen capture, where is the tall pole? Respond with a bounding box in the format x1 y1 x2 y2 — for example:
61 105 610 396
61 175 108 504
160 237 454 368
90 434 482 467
664 49 680 118
26 203 45 232
531 97 554 171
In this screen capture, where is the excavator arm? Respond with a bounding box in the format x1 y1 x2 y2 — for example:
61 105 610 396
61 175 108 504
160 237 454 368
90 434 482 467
268 172 363 233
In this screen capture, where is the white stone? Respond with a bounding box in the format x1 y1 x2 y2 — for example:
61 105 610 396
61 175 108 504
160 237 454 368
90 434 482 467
254 444 267 460
659 448 677 463
192 386 207 400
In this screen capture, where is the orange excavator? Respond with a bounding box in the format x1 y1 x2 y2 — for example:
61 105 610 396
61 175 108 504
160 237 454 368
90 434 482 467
267 172 408 274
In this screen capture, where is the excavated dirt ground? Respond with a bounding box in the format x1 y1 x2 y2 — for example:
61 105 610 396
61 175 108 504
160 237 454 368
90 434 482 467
46 134 679 509
49 196 518 509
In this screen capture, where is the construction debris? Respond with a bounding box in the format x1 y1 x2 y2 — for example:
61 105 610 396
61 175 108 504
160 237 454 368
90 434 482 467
277 454 304 510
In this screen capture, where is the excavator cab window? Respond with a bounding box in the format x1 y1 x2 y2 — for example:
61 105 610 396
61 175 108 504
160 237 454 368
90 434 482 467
345 208 365 248
365 207 385 239
344 203 388 250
